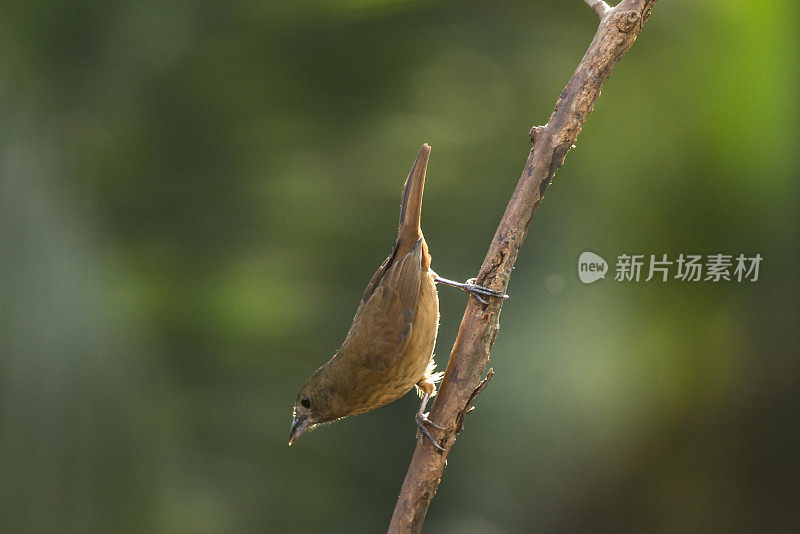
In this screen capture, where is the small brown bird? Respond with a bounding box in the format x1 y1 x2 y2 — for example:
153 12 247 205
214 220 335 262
288 144 506 449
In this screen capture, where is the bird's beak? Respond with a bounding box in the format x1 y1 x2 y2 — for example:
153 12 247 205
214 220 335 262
288 416 309 446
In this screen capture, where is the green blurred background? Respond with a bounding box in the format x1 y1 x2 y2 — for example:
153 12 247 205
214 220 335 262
2 0 798 532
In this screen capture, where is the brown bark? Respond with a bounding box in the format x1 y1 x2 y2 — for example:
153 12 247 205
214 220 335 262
388 1 658 532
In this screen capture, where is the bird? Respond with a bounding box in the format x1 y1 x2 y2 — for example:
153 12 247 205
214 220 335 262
288 144 507 450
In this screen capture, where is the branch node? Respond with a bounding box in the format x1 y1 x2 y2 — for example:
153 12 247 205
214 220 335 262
616 10 642 33
529 125 545 144
454 369 494 434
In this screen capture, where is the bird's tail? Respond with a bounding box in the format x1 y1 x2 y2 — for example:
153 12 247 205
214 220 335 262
396 144 430 255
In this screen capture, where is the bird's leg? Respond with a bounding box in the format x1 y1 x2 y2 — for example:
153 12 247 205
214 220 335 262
416 392 446 452
434 276 509 305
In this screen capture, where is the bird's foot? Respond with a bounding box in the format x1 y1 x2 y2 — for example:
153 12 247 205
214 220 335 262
416 411 446 452
415 392 446 452
434 276 509 305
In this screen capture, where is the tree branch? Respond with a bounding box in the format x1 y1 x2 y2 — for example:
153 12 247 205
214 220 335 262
583 0 612 18
388 1 658 532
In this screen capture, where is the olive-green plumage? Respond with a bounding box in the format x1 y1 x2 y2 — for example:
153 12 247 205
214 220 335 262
289 144 441 444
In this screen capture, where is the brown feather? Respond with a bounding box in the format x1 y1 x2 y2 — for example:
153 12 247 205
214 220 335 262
291 144 441 437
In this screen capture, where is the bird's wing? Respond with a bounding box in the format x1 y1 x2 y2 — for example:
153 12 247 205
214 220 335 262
379 237 422 315
341 239 423 371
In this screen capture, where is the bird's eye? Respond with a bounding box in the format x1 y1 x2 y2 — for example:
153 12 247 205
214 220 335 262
300 396 311 409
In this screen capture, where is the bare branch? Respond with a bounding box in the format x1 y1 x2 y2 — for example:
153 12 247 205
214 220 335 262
583 0 612 19
388 1 658 532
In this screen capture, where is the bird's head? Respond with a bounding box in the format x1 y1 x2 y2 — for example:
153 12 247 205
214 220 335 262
288 365 347 445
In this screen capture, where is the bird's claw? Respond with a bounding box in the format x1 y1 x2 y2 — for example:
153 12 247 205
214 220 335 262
416 411 445 430
434 275 509 304
464 278 509 304
415 412 446 452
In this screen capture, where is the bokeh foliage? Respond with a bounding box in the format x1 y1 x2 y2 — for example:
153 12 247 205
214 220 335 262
1 0 798 532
